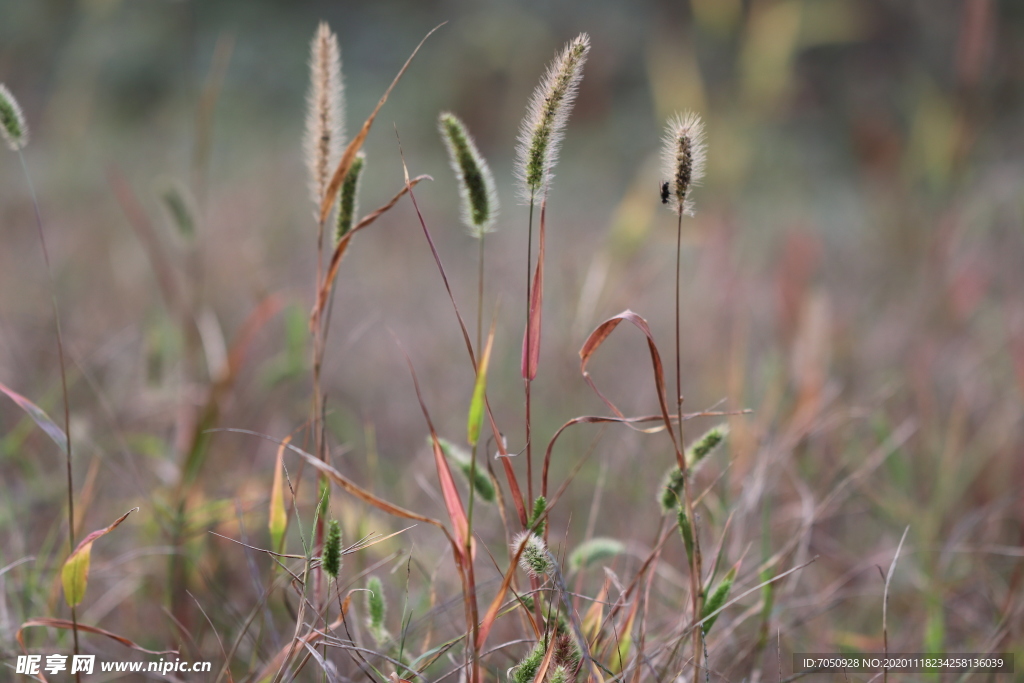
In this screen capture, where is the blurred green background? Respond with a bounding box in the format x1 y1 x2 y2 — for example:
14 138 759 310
2 0 1023 677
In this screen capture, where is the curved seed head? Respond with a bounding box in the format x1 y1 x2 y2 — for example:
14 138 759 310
515 33 590 205
439 112 498 237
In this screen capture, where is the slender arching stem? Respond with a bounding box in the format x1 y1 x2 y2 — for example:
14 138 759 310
19 149 80 669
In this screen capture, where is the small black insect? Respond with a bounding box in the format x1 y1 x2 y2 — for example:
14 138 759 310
660 181 670 204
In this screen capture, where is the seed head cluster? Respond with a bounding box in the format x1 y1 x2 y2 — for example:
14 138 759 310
515 34 590 204
661 111 706 216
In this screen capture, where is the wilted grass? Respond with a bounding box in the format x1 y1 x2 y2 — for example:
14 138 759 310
1 5 1023 683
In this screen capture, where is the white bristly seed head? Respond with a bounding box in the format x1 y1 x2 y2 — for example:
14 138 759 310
661 111 706 217
303 22 345 209
515 33 590 205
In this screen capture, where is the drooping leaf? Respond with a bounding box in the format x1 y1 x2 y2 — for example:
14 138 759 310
17 617 177 656
62 508 138 607
579 310 681 465
0 380 68 453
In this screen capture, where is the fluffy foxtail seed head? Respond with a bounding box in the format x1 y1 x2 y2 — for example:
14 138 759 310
0 84 28 151
508 641 545 683
335 152 364 243
661 111 706 216
439 112 498 237
515 33 590 205
512 531 554 577
303 22 345 209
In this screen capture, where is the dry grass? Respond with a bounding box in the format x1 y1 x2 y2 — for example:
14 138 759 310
1 4 1022 683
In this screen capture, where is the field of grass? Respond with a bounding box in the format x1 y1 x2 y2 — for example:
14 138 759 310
1 2 1022 681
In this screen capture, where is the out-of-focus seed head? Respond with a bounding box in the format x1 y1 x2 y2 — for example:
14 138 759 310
304 22 345 209
0 84 29 151
322 520 342 579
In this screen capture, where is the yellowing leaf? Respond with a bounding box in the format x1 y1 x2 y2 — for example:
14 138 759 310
467 324 495 447
269 436 291 552
61 508 137 607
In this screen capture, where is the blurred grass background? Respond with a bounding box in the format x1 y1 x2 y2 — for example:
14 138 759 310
1 0 1023 679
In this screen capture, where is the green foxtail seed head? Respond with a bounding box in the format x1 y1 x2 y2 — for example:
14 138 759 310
677 507 695 566
569 536 625 572
512 531 554 577
439 112 498 237
304 22 344 208
687 423 728 466
700 565 737 635
365 575 388 644
508 641 545 683
156 178 196 239
661 111 706 217
530 495 547 536
323 520 342 579
548 665 570 683
435 437 497 503
515 34 590 204
335 152 364 243
658 465 686 512
0 84 28 151
658 423 729 511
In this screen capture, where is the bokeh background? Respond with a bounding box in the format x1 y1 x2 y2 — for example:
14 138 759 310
2 0 1022 679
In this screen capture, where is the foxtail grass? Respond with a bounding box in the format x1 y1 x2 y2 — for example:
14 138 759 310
515 34 590 505
662 110 708 683
2 82 81 672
